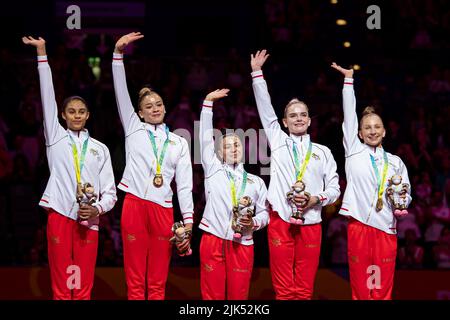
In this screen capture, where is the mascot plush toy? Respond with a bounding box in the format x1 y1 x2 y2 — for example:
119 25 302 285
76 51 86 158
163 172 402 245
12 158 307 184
386 174 410 218
77 182 98 226
170 221 192 256
232 196 254 239
286 180 310 225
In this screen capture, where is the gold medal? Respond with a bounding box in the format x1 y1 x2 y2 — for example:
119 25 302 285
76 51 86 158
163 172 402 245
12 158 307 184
376 198 383 211
148 127 170 189
153 174 163 188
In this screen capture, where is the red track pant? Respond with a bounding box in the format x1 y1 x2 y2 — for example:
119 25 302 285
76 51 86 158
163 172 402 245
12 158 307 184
121 193 173 300
268 210 321 300
47 210 98 300
200 232 254 300
347 218 397 300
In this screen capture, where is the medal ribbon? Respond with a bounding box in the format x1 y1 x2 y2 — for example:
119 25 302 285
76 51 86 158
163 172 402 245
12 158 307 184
69 133 89 185
370 150 389 207
292 140 312 182
226 169 248 208
147 126 170 175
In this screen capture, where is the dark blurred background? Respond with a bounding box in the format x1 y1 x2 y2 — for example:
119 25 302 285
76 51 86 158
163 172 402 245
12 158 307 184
0 0 449 277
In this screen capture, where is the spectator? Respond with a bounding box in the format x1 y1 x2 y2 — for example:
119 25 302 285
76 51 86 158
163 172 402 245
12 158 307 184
398 229 424 269
433 227 450 269
414 172 433 204
398 214 422 242
326 215 348 267
0 139 13 181
430 192 450 224
424 198 446 267
166 96 196 137
396 144 419 173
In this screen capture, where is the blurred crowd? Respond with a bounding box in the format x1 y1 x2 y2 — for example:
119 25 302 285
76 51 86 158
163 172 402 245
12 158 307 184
0 0 449 269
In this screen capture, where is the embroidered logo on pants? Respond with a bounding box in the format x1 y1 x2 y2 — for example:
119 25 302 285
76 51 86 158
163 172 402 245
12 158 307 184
127 234 136 242
204 264 214 272
50 236 60 244
233 268 249 273
271 238 281 247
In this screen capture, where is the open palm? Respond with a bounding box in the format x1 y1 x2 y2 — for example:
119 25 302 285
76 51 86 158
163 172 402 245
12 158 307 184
331 62 354 78
115 32 144 52
205 89 230 102
251 49 270 71
22 36 46 48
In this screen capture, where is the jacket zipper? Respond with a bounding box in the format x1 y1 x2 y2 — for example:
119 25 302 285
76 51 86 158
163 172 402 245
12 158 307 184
366 186 378 223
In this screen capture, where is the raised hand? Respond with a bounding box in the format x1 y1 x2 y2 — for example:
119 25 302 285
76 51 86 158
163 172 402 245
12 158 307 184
114 32 144 53
22 36 46 55
331 62 354 78
205 89 230 102
250 49 270 72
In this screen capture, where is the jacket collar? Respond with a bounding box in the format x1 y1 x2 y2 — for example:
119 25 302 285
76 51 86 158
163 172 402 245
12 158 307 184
223 162 244 174
290 133 310 145
364 143 384 156
67 128 89 140
144 122 167 136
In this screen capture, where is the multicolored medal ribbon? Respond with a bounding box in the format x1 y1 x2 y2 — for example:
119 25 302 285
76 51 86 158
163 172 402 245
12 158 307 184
226 169 248 210
148 126 170 188
370 150 389 211
69 133 89 202
292 140 312 184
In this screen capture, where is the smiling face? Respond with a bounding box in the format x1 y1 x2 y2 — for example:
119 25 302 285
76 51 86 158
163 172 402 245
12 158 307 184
138 93 165 124
61 99 89 131
282 103 311 136
218 134 243 165
359 114 386 147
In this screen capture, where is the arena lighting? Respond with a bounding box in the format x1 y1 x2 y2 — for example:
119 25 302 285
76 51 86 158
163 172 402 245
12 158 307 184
343 41 351 48
353 64 361 70
336 19 347 26
88 57 101 80
331 0 338 4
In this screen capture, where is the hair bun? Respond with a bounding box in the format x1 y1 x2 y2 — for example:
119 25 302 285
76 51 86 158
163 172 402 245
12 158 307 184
362 106 376 116
139 87 153 99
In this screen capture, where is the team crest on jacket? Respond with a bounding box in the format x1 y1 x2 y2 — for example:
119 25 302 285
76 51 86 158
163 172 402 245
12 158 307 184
90 148 99 156
312 153 320 160
170 140 176 145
